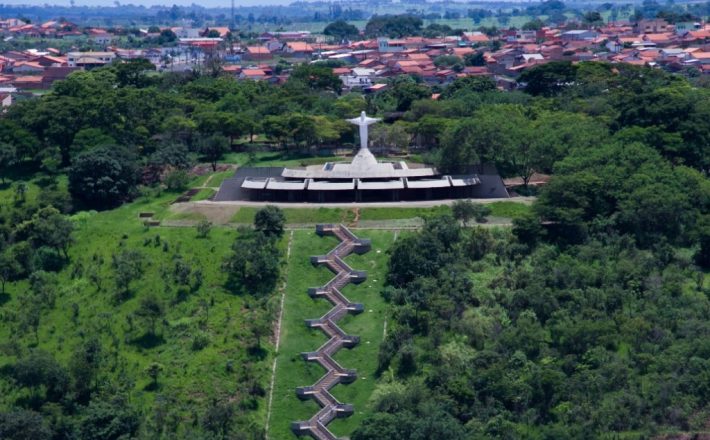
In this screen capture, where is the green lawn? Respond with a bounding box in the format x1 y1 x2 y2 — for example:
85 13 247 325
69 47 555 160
232 207 356 224
358 205 451 221
191 188 216 201
222 151 343 168
268 229 395 439
231 202 530 225
205 170 235 188
486 201 532 219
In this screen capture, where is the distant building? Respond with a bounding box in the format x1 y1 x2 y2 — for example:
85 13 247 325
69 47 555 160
244 46 272 61
67 51 116 68
561 30 599 41
462 31 490 44
635 19 670 34
377 38 405 53
674 22 701 35
0 92 12 109
284 42 314 58
171 27 200 39
239 69 267 80
340 67 376 88
88 29 113 45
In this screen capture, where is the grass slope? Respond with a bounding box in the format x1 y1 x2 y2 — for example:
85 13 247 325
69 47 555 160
232 202 530 225
0 184 273 432
268 229 395 439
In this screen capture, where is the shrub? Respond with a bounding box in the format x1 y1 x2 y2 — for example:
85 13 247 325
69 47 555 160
191 332 210 351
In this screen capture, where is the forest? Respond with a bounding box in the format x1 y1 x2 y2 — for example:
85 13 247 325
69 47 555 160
0 56 707 439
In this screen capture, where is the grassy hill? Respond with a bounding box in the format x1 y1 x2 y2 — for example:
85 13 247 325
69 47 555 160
0 174 278 438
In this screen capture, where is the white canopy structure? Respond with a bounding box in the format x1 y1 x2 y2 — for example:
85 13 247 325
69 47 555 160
238 112 486 202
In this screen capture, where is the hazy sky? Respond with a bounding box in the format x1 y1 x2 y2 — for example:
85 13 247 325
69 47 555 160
1 0 290 6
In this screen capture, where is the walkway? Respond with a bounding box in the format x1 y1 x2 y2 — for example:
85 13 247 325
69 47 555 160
196 196 534 209
291 224 371 440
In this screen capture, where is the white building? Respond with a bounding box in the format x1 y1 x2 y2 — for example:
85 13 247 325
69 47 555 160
340 67 377 88
67 51 116 68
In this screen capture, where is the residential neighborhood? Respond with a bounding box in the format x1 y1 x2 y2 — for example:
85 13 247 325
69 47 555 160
0 15 708 101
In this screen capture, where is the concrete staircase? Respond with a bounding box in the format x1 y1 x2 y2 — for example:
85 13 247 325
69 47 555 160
291 224 371 440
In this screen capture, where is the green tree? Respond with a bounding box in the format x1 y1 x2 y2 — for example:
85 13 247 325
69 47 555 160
0 250 21 294
77 397 140 440
69 128 115 160
452 200 477 226
68 146 139 210
440 76 496 99
113 58 156 88
223 230 280 295
69 338 102 404
199 135 230 172
323 20 360 40
11 350 70 402
518 61 578 96
145 362 164 389
196 219 212 238
111 249 145 298
0 142 16 184
288 64 342 94
364 14 423 38
135 295 164 335
254 205 285 238
0 410 52 440
17 206 74 259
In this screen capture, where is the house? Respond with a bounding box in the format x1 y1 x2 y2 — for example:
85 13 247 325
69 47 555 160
171 27 201 39
635 19 670 34
264 39 283 52
35 55 67 67
561 30 599 41
284 42 314 58
365 83 388 93
522 53 545 63
452 47 475 57
462 31 490 44
505 30 537 43
660 48 689 61
689 52 710 64
67 51 116 68
203 27 231 38
378 38 406 53
12 75 43 89
11 61 44 74
340 67 377 89
88 28 113 45
260 31 312 41
0 93 12 109
675 22 701 35
643 33 676 46
239 69 267 80
244 46 272 61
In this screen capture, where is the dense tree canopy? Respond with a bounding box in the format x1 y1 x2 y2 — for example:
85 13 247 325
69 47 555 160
323 20 360 40
364 14 423 38
68 146 140 210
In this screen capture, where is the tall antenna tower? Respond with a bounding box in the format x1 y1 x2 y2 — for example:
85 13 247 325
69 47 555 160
231 0 235 31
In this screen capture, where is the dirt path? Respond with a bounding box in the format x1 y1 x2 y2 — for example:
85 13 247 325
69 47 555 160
265 230 294 439
348 207 361 228
168 203 239 225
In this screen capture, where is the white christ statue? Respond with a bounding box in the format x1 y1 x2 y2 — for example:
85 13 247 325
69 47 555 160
348 111 381 151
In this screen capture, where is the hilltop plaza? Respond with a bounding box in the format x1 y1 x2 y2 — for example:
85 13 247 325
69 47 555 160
215 112 508 203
